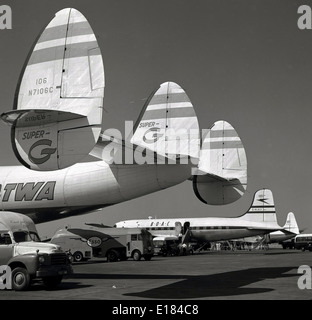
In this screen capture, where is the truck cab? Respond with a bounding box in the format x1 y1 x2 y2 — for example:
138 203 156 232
0 211 72 290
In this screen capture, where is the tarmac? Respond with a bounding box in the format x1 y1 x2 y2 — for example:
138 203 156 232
0 249 311 300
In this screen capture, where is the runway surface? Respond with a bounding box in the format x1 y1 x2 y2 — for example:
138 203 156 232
1 249 311 300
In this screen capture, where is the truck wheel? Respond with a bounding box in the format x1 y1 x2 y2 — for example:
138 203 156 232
107 250 118 262
73 251 83 262
132 250 141 261
43 276 63 289
12 267 30 291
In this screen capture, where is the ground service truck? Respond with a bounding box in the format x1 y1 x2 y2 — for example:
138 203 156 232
0 212 72 290
51 226 154 262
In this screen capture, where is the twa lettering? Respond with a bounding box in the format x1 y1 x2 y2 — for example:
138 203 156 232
0 181 56 202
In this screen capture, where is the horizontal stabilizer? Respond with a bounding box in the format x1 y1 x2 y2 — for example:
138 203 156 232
1 8 104 170
281 229 296 236
193 121 247 205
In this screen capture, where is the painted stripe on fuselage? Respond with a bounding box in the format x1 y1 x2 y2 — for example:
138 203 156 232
145 226 248 231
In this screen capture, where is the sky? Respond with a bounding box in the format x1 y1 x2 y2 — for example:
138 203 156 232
0 0 311 238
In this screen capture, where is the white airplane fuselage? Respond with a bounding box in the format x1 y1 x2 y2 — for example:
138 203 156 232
0 161 191 223
116 217 281 242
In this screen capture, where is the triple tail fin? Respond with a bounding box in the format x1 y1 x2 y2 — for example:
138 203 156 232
193 120 247 205
240 189 278 223
1 8 104 171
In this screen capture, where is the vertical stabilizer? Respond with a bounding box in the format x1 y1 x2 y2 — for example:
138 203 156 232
131 81 200 161
241 189 277 223
283 212 299 235
1 8 104 171
192 120 247 205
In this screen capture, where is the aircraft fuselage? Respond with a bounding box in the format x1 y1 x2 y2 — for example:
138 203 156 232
0 161 191 223
116 217 281 242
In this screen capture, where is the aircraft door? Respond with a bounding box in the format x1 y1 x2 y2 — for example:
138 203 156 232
175 222 182 237
183 222 190 235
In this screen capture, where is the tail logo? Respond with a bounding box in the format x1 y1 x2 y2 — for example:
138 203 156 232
143 127 163 144
258 197 269 204
28 139 57 165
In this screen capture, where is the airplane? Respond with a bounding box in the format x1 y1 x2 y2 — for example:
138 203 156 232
115 189 282 243
0 8 248 224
